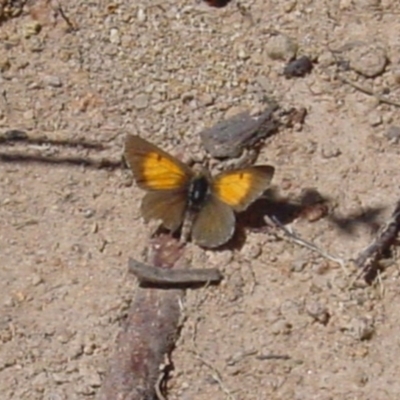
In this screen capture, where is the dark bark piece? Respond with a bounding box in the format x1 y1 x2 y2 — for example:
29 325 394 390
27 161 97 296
199 105 279 159
96 235 186 400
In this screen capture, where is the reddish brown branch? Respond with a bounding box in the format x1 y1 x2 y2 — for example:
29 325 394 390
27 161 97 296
96 235 186 400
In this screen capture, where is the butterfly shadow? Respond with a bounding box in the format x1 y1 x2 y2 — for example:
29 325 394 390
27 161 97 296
215 186 304 251
223 186 387 252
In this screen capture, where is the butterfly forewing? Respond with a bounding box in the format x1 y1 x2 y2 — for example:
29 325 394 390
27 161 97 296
212 165 275 212
124 134 193 191
191 195 235 248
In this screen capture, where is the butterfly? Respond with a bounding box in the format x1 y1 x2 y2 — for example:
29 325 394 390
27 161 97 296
124 134 274 248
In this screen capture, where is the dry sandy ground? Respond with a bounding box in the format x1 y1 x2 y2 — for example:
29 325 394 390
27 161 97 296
1 0 400 399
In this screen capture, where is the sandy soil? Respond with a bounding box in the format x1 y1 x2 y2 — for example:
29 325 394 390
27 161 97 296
1 0 400 399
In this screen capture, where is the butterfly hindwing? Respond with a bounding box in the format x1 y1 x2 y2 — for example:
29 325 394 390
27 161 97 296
191 195 235 248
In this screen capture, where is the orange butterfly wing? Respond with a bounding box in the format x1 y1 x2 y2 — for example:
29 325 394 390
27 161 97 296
212 165 275 212
124 134 193 191
124 134 193 231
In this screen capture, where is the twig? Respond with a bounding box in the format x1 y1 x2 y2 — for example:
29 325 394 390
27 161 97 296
256 354 291 361
189 317 236 400
190 350 236 400
354 200 400 278
337 74 400 108
155 356 172 400
269 215 348 272
0 131 105 149
0 153 124 170
128 257 223 287
55 2 77 31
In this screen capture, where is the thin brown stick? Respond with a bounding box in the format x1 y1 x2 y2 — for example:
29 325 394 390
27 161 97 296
0 152 124 170
55 2 77 31
190 350 237 400
0 131 104 149
337 74 400 108
256 354 291 361
128 258 223 287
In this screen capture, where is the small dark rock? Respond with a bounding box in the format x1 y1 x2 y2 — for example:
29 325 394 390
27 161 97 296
203 0 232 7
284 56 313 78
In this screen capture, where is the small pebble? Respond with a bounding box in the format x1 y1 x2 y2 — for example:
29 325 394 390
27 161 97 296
318 51 336 68
67 340 84 360
226 272 244 302
282 0 297 13
321 146 341 159
23 21 42 38
291 258 308 272
347 317 375 341
52 373 70 384
290 258 308 272
367 111 382 127
306 302 330 325
79 366 102 388
137 8 147 22
392 67 400 85
83 341 97 355
242 242 262 260
83 209 95 218
43 75 62 88
57 328 75 344
0 56 11 72
237 49 249 60
385 126 400 143
3 296 15 307
346 42 387 78
265 32 298 62
28 37 44 52
32 372 48 392
132 93 149 110
31 273 43 286
198 93 214 106
109 28 121 45
270 319 292 335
